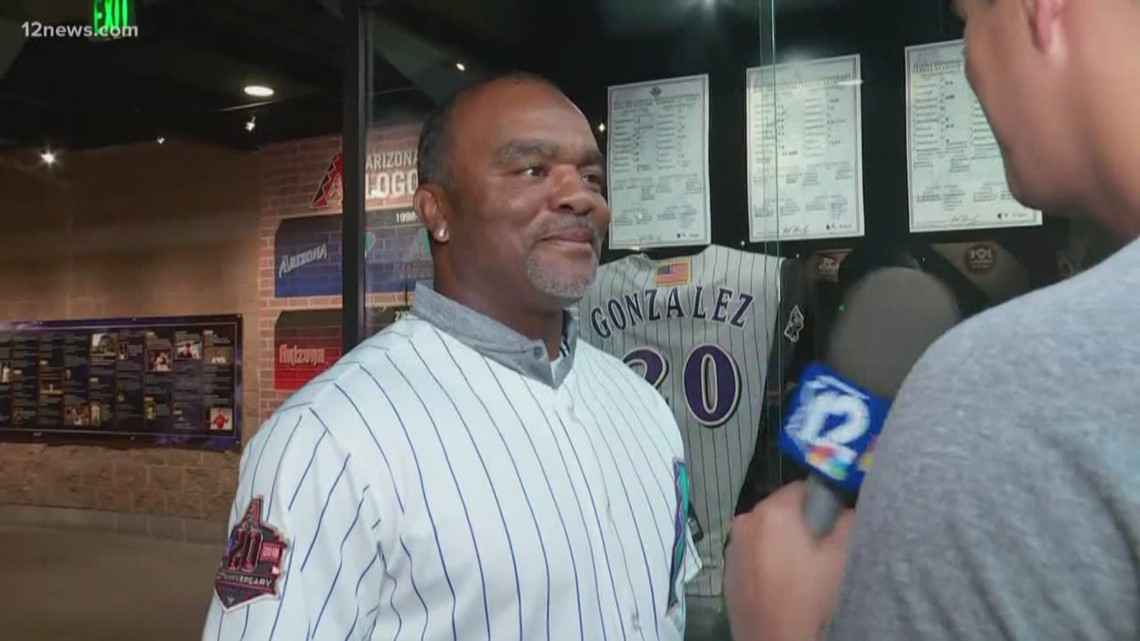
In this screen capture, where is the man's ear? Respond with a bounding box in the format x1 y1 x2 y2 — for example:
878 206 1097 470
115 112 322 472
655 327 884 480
414 184 452 245
1027 0 1066 51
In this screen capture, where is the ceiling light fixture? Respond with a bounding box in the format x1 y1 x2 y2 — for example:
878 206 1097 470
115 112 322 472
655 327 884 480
156 136 165 145
245 116 257 132
40 150 56 165
244 85 275 98
598 122 606 133
455 62 466 71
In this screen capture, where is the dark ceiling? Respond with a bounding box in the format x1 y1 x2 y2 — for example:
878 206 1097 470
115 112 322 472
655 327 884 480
0 0 857 155
0 0 360 152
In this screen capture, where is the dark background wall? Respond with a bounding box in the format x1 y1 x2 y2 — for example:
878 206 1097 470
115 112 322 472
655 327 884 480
494 0 1071 286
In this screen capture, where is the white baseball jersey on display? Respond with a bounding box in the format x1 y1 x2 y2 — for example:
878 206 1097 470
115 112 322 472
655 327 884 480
204 282 700 641
579 244 784 596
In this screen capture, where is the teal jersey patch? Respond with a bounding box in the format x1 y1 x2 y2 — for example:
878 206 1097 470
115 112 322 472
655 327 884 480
667 458 690 611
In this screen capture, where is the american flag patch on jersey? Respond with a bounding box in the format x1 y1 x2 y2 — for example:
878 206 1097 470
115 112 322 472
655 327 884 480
655 258 691 285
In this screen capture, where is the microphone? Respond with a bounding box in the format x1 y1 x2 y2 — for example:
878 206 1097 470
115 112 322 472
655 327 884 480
779 266 963 537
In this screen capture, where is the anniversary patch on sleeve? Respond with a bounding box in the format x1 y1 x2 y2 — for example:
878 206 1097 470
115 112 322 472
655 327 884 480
214 497 289 611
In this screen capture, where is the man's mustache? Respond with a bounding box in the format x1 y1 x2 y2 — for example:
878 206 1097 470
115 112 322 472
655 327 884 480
539 219 603 249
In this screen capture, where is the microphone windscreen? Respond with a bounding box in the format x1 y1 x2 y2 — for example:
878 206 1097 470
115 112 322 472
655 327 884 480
827 267 962 399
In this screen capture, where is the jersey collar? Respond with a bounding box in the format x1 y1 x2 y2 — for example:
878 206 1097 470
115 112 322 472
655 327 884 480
409 281 578 388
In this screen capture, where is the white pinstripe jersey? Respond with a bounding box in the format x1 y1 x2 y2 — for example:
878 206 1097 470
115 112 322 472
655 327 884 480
204 282 700 641
578 244 784 596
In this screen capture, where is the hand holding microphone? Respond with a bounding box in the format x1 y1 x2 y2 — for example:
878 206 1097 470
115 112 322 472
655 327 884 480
725 266 962 641
782 266 963 537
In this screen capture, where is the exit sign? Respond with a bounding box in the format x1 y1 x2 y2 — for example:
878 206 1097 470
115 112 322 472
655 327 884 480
91 0 136 40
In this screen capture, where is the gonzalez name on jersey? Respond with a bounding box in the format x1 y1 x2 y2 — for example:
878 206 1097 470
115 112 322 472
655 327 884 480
578 244 802 596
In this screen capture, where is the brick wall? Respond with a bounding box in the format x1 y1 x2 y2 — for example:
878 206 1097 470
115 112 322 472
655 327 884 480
0 141 258 533
0 119 428 537
257 121 424 422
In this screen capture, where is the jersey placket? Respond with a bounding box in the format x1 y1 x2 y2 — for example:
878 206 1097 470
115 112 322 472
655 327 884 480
553 380 646 640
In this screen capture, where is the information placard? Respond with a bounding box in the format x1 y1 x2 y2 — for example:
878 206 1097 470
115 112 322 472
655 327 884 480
905 40 1041 232
0 314 242 448
606 74 712 249
747 55 865 242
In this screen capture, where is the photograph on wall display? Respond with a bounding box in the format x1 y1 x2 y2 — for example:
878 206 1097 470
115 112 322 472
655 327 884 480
0 314 241 447
209 407 233 432
606 74 712 249
39 376 62 396
64 403 90 427
205 346 233 365
148 350 171 372
746 54 866 242
905 40 1042 233
90 333 117 360
176 340 202 360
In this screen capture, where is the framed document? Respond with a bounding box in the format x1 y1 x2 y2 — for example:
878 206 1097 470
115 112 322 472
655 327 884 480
905 40 1041 233
747 54 865 242
606 74 712 249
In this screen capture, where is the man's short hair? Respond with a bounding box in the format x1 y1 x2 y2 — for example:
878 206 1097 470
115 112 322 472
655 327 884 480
416 71 561 189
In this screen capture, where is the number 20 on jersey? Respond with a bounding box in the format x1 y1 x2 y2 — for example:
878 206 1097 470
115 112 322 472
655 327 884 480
778 363 892 491
623 344 742 428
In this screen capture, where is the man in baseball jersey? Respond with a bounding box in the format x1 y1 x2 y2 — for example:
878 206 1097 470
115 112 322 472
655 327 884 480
203 72 700 641
579 246 808 637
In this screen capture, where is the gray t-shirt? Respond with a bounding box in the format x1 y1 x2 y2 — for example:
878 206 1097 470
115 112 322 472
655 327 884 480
826 237 1140 641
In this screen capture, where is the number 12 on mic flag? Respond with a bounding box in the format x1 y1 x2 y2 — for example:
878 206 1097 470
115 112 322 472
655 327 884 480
779 362 892 492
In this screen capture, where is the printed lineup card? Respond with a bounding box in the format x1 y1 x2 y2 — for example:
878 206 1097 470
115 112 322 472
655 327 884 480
746 54 866 242
606 74 711 249
905 40 1041 232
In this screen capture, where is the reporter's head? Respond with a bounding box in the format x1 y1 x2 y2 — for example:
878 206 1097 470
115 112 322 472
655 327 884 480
952 0 1140 238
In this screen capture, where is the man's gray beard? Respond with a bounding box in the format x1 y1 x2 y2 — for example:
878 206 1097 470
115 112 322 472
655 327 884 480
525 253 597 303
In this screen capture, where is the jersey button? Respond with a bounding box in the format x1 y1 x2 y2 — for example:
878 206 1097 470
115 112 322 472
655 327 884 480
631 610 641 632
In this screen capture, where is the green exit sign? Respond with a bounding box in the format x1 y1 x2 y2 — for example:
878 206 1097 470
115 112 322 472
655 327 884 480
91 0 136 40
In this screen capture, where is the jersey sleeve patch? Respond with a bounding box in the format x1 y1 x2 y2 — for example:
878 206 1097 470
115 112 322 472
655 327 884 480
214 497 290 612
667 458 692 612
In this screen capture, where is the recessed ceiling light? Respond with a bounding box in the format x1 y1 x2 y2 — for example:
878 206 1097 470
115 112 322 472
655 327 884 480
40 150 56 165
598 122 606 132
244 85 274 98
455 62 466 71
156 136 165 145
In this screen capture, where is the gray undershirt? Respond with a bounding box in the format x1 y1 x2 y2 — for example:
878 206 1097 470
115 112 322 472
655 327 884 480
409 281 576 387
